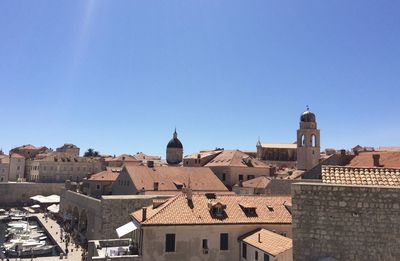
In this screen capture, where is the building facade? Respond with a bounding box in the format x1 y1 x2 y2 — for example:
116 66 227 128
126 193 292 261
26 153 102 182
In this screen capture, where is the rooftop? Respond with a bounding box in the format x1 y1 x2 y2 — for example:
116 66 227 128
258 143 297 149
131 193 291 226
205 150 268 168
124 165 228 192
322 165 400 186
239 228 292 257
241 177 299 195
88 168 121 182
348 151 400 168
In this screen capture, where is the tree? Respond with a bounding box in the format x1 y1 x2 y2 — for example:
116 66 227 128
84 148 100 157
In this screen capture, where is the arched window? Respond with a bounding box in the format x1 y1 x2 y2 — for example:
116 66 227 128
311 135 317 147
301 135 305 146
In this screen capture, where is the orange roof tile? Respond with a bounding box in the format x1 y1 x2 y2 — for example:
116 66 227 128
348 151 400 168
322 165 400 186
89 169 121 182
239 228 292 256
10 153 24 158
205 150 268 168
242 176 271 189
132 193 291 226
124 165 228 192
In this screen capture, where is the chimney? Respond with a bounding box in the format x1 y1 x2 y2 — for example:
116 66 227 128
373 154 380 167
142 207 147 222
186 187 193 201
258 233 261 243
147 160 154 168
340 149 346 156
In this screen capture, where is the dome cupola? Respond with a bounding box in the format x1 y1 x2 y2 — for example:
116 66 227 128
300 106 316 123
167 129 183 149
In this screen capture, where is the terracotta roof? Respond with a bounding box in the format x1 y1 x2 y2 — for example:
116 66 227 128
132 193 291 226
322 165 400 186
105 154 140 162
258 143 297 149
124 165 228 192
184 150 222 159
89 168 121 182
10 153 24 158
348 151 400 168
242 176 271 189
377 147 400 152
205 150 268 168
17 144 37 150
239 228 292 257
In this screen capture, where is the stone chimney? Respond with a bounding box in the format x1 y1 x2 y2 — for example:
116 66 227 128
142 207 147 222
373 154 381 167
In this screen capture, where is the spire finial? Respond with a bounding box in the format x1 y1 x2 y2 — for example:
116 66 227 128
306 105 310 111
173 127 178 139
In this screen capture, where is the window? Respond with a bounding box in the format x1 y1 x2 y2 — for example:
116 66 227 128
220 233 228 250
165 234 175 252
17 166 20 170
239 175 243 181
255 250 258 260
264 253 270 261
242 243 247 258
96 184 101 190
247 175 255 180
202 239 208 249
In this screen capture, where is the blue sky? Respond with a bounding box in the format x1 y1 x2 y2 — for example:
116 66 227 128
1 0 399 158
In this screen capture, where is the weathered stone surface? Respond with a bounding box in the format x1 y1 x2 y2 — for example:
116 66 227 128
0 182 64 206
292 182 400 261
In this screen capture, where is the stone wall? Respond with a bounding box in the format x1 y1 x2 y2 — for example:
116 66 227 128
0 182 64 207
292 182 400 261
60 190 166 240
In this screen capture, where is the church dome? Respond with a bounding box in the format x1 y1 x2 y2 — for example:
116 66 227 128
167 129 183 149
300 109 316 122
167 138 183 149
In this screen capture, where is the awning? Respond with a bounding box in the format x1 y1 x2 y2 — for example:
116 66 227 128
47 204 59 214
30 195 60 204
116 221 137 238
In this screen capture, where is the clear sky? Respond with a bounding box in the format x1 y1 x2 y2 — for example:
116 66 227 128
1 0 399 158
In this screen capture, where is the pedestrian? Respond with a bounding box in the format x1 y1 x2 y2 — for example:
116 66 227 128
65 248 69 257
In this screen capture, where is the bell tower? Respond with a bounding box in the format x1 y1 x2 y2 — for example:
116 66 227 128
297 107 320 170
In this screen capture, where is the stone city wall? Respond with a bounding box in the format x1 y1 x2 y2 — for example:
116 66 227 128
292 182 400 261
0 182 64 207
60 190 167 240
